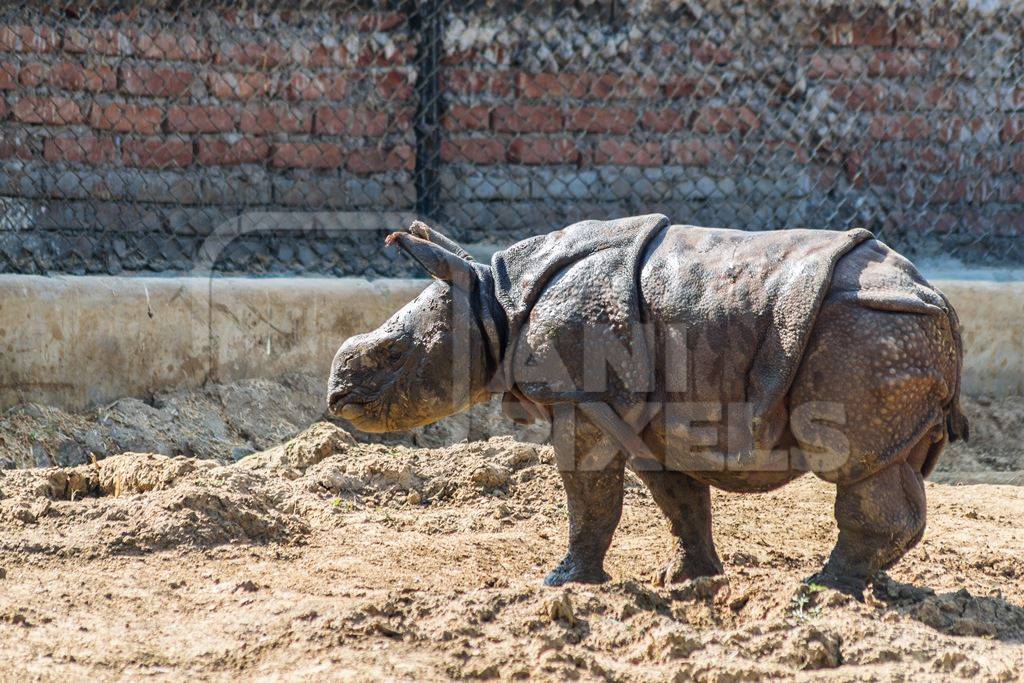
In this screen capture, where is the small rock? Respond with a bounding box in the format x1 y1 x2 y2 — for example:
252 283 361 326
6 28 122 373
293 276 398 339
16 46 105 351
543 592 576 625
470 463 511 490
233 580 259 593
0 567 6 580
406 490 422 505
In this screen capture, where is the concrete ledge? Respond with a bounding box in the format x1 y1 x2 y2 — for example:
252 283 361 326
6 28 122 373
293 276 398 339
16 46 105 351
0 274 1021 410
0 275 427 410
932 278 1024 397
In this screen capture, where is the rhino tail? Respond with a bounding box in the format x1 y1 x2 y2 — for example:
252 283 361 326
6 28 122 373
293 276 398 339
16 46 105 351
938 289 969 443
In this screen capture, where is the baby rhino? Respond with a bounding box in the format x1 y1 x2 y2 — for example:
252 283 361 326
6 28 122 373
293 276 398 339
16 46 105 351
328 215 967 597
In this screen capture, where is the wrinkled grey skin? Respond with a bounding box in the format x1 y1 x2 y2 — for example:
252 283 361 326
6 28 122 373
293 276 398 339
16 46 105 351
328 220 967 599
327 280 491 433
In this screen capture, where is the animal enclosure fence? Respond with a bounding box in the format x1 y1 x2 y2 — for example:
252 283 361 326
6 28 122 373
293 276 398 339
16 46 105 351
0 1 1022 276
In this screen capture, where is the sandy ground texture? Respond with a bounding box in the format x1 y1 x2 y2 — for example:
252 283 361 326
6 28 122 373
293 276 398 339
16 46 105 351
1 423 1024 681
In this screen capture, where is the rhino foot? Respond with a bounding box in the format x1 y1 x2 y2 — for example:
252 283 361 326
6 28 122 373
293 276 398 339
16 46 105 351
543 555 611 586
805 570 867 601
654 554 723 587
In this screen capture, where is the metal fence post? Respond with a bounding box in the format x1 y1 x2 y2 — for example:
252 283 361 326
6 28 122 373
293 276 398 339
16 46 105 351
410 0 444 223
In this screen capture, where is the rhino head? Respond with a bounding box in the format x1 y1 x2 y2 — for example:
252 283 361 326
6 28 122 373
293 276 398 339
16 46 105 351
326 224 498 432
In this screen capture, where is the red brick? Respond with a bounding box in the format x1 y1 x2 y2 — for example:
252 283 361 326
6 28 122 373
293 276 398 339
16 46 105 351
444 69 514 96
895 21 960 49
215 41 288 69
441 137 505 165
1002 118 1024 144
197 137 270 165
284 72 351 101
240 105 311 134
690 40 735 65
662 75 717 99
935 118 992 144
123 138 194 168
823 10 893 47
284 40 338 69
868 115 930 141
585 73 659 99
442 46 507 67
567 106 638 134
507 137 580 165
641 109 688 133
20 61 117 92
122 66 194 98
16 62 44 86
355 41 414 68
830 83 887 111
63 28 132 56
692 106 759 134
591 139 662 167
347 11 406 32
492 105 562 133
0 61 16 89
90 102 163 134
135 31 210 61
669 139 737 166
393 106 415 131
11 96 83 125
443 104 490 131
207 71 276 100
0 26 58 53
376 70 413 100
867 51 924 78
44 134 116 164
346 145 414 173
271 141 344 169
167 105 236 133
516 72 586 98
804 52 868 79
314 107 388 136
893 85 958 111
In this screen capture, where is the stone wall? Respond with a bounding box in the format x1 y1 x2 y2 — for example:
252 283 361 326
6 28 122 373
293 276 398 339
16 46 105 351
0 1 1021 274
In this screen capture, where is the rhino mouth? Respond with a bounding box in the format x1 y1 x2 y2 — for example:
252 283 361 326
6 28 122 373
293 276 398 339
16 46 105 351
327 387 366 416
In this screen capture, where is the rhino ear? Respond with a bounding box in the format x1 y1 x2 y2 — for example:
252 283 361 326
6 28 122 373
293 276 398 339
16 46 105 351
386 231 478 287
407 220 475 262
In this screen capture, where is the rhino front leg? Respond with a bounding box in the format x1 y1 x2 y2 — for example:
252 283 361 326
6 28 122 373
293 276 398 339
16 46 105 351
811 459 926 599
636 470 723 585
545 415 625 586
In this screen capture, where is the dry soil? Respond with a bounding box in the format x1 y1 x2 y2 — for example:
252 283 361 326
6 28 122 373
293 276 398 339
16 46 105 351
1 416 1024 681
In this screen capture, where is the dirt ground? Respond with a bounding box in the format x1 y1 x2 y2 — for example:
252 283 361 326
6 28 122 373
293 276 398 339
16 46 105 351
2 410 1024 681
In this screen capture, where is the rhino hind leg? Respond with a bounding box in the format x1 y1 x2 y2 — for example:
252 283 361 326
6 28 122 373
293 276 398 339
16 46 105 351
811 457 926 599
635 470 723 585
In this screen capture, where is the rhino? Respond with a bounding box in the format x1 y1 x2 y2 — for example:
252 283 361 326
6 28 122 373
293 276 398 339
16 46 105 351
327 215 967 597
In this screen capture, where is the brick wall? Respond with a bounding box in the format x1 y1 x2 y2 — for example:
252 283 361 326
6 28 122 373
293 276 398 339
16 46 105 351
0 2 1022 274
438 2 1024 262
0 4 417 275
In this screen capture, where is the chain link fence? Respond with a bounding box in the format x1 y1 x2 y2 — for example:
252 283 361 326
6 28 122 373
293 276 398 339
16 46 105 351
0 1 1021 276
